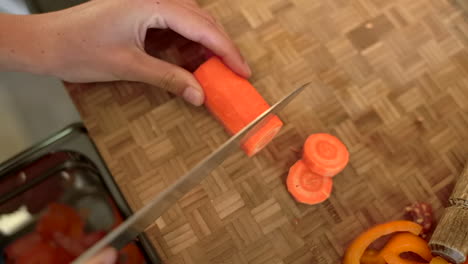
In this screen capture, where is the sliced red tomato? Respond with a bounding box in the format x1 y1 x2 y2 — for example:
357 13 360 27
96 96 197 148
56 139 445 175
118 244 145 264
53 232 86 257
36 203 84 240
15 241 74 264
5 233 42 260
80 231 106 248
53 230 107 257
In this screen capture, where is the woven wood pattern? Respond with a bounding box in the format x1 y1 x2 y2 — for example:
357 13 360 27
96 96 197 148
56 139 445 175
66 0 468 262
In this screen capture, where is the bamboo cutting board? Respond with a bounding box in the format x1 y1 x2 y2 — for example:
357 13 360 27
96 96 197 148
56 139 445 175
66 0 468 262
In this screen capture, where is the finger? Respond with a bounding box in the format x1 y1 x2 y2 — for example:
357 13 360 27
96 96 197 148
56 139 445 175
125 51 204 106
85 248 118 264
156 2 251 78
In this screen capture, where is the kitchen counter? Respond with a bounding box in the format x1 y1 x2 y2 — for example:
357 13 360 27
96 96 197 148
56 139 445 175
66 0 468 262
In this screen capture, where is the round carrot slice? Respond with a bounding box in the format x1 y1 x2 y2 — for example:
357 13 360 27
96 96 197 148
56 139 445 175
302 133 349 177
241 116 283 157
287 160 333 205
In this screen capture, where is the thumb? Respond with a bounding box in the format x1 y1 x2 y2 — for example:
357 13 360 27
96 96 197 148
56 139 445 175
126 52 204 106
85 247 118 264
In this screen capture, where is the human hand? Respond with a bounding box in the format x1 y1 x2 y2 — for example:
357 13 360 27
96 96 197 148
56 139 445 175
84 248 118 264
38 0 251 105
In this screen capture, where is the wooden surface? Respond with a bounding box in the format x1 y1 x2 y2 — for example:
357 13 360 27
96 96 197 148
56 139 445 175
66 0 468 263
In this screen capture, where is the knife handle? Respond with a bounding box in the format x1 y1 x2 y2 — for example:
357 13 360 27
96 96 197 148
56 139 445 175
429 164 468 264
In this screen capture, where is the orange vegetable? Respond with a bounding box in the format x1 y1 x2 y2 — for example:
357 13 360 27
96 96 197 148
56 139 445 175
194 57 283 157
302 133 349 177
361 249 386 264
380 232 432 264
429 257 450 264
286 160 333 205
343 220 423 264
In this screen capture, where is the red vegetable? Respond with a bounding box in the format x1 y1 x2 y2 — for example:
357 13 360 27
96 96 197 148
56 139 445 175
118 244 146 264
286 160 333 205
15 241 73 264
404 202 434 239
52 231 106 257
7 202 145 264
80 231 107 248
194 57 283 157
36 203 84 240
302 133 349 177
5 233 42 260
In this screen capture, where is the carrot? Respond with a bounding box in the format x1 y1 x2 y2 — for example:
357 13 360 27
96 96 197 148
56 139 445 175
286 160 333 205
343 220 423 264
302 133 349 177
194 57 283 157
380 232 432 264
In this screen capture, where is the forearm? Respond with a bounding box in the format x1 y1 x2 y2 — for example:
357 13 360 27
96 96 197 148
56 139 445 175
0 13 57 75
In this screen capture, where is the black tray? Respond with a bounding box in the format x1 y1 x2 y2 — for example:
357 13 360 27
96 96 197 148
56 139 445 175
0 123 160 263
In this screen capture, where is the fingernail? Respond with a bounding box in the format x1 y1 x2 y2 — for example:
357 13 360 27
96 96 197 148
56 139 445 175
240 54 252 77
182 87 204 106
244 60 252 76
97 248 118 264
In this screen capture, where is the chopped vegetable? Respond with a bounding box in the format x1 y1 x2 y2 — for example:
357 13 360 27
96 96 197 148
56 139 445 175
343 220 423 264
53 231 106 257
118 244 146 264
360 249 386 264
302 133 349 177
5 233 42 260
404 202 434 239
36 203 84 240
80 231 107 248
15 241 74 264
286 160 333 205
6 202 145 263
194 57 283 157
429 257 450 264
380 232 432 264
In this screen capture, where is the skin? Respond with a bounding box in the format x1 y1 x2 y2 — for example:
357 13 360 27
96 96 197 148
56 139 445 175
85 248 118 264
0 0 251 106
0 0 250 262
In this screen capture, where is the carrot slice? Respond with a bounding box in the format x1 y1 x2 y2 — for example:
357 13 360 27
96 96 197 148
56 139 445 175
380 232 432 264
302 133 349 177
286 160 333 205
194 57 283 157
343 220 423 264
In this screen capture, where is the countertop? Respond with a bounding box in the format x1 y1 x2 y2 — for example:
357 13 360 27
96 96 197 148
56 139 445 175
66 0 468 262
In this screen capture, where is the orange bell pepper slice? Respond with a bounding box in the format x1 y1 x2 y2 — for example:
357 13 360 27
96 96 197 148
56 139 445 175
361 249 386 264
429 257 450 264
343 220 422 264
380 232 432 264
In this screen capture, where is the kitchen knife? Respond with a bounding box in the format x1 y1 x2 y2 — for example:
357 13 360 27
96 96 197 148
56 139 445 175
73 82 309 264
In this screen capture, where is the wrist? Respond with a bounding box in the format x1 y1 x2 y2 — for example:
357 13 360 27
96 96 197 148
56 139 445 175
0 13 61 76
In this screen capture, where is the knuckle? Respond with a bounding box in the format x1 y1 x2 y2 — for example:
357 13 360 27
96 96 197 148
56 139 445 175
156 70 181 94
200 11 217 24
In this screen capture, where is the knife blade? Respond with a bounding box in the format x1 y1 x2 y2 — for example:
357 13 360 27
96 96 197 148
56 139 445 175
73 82 308 264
